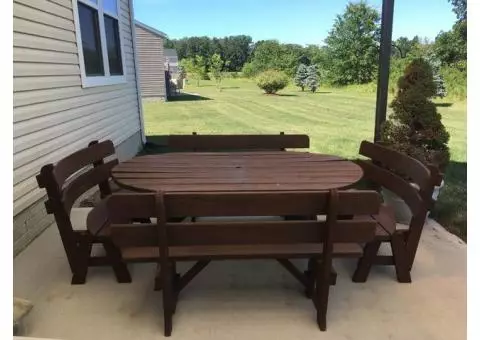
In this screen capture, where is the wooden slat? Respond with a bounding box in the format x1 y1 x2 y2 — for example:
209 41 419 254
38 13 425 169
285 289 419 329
62 160 118 213
115 182 359 193
359 141 431 190
164 191 380 217
54 140 116 187
120 243 365 261
359 160 424 215
110 213 377 247
105 193 157 221
165 134 309 150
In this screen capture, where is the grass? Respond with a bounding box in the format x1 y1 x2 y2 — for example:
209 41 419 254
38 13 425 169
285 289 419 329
143 78 467 241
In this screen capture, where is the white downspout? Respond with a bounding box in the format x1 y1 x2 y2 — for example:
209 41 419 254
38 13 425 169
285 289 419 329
128 0 146 144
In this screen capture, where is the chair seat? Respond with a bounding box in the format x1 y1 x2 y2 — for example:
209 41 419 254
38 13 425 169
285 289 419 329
373 204 397 235
120 243 364 262
353 204 399 241
195 216 284 222
70 208 93 231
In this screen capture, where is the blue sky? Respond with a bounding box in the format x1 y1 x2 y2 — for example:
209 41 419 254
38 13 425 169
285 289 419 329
133 0 457 45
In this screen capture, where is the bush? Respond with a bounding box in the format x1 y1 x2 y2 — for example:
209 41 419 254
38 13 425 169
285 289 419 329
381 59 450 170
255 70 289 94
440 65 466 100
241 62 258 78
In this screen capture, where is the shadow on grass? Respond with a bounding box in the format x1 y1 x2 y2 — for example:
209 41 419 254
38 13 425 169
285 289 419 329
430 161 467 241
276 94 299 97
435 103 453 107
168 93 212 102
221 86 240 89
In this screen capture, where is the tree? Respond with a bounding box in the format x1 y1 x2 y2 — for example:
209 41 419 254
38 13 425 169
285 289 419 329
423 53 447 98
210 53 225 90
324 1 380 85
392 36 420 58
294 64 309 91
449 0 466 21
433 0 466 68
434 21 466 67
305 65 319 93
381 59 450 170
165 35 253 72
179 56 206 86
163 39 175 49
221 35 253 71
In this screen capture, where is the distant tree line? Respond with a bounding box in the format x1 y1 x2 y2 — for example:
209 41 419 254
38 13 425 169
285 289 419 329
168 0 466 98
164 35 253 72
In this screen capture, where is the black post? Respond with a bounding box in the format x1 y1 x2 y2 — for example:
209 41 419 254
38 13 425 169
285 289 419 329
374 0 395 142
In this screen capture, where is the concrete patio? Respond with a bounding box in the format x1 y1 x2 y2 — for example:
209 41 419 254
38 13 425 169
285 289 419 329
13 211 466 340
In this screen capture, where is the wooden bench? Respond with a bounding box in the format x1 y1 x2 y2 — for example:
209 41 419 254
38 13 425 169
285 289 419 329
352 141 443 283
145 132 310 152
98 189 380 335
36 140 131 285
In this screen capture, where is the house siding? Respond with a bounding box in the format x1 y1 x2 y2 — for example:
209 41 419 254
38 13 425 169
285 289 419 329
135 25 166 99
13 0 144 254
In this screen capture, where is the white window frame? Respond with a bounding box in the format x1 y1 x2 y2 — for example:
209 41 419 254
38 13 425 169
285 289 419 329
72 0 127 88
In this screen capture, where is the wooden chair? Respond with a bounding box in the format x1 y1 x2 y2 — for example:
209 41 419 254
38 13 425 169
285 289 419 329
105 190 380 335
146 132 310 152
36 140 131 285
352 141 443 283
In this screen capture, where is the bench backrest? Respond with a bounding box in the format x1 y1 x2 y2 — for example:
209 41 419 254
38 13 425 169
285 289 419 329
148 133 309 152
36 140 117 268
357 140 442 264
109 190 380 257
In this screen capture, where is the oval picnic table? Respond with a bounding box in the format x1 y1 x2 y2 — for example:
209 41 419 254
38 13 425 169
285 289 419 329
111 151 363 192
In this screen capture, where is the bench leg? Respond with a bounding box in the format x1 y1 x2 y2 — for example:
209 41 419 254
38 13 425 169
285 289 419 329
352 240 381 283
162 262 174 337
305 258 315 298
391 234 412 283
103 241 132 284
315 259 329 331
71 241 92 285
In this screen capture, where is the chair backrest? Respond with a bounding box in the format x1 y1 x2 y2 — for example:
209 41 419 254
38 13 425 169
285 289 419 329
36 140 117 235
150 133 309 152
109 190 381 261
358 140 442 262
358 141 440 213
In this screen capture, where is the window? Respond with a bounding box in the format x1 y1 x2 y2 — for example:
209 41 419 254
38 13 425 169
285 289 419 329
74 0 126 87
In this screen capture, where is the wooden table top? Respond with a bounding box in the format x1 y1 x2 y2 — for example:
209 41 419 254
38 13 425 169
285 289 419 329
111 151 363 192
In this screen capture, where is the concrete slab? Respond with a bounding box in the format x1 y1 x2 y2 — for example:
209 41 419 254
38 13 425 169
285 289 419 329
13 219 466 340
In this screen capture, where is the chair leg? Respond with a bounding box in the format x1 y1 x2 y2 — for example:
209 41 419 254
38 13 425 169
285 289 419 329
390 234 412 283
171 262 179 314
314 260 329 331
103 241 132 283
154 263 162 291
305 258 315 298
162 261 174 337
71 241 92 285
352 240 381 283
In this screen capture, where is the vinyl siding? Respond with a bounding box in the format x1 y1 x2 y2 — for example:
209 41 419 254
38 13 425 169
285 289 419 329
13 0 143 216
135 25 166 98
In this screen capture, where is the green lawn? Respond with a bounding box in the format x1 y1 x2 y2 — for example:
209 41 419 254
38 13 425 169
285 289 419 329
143 78 467 240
